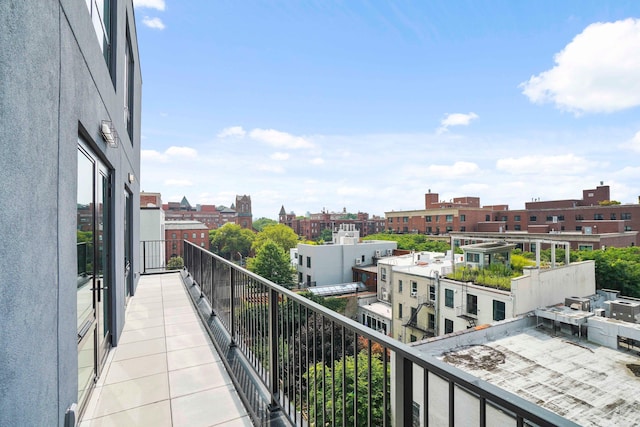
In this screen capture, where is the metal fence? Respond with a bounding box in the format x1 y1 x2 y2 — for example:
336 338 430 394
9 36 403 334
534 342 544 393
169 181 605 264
183 241 576 427
140 239 183 273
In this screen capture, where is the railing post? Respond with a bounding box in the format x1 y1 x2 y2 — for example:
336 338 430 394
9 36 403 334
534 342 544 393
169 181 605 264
229 267 236 348
268 287 280 412
142 241 146 274
392 353 413 426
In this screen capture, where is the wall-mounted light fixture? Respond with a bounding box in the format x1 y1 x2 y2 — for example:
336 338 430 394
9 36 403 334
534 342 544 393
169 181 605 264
101 120 119 148
128 173 135 184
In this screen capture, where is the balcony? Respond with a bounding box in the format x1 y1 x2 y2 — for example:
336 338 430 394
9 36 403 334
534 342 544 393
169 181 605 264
82 241 577 426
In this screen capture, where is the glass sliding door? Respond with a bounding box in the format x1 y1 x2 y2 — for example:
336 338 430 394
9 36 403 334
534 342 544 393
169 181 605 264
124 188 133 299
76 141 112 411
77 147 96 410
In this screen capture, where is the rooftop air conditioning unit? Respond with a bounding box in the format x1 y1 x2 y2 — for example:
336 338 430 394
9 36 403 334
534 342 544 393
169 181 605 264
410 290 417 297
382 291 389 301
387 249 393 256
375 250 381 257
355 259 362 265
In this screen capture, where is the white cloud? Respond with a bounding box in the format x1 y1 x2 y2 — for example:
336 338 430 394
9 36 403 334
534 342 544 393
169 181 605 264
496 154 592 174
142 16 165 30
521 18 640 114
218 126 246 138
142 146 197 162
133 0 165 10
164 179 193 186
270 152 290 160
625 131 640 152
249 128 314 149
437 112 478 134
258 164 285 173
429 161 479 177
309 157 324 165
166 146 198 157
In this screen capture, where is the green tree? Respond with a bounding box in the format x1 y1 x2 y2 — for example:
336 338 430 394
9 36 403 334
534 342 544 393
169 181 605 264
247 239 294 287
304 350 389 426
318 228 333 243
167 256 184 270
253 217 278 232
252 223 299 253
363 233 455 253
573 247 640 297
209 223 255 260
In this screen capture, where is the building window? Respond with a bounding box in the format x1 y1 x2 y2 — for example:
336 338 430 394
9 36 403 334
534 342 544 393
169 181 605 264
427 227 432 234
426 216 432 222
398 280 403 293
429 285 435 301
183 233 188 239
578 245 593 251
514 215 521 222
467 294 478 315
444 319 454 334
192 233 196 238
389 218 393 223
306 256 311 268
403 217 408 223
446 226 453 233
558 215 565 221
381 267 387 281
610 213 617 220
594 213 603 220
493 300 506 321
466 253 480 263
306 275 311 285
86 0 113 71
625 226 632 231
410 334 417 343
485 215 490 221
428 313 435 329
446 215 453 223
501 216 507 221
445 289 454 308
460 226 466 232
514 225 521 231
200 242 205 247
575 214 584 220
172 233 176 239
622 213 632 220
410 281 417 296
460 214 466 222
398 303 403 319
201 232 205 238
172 243 177 250
529 215 537 222
298 255 302 265
530 243 536 252
576 226 582 231
124 26 134 138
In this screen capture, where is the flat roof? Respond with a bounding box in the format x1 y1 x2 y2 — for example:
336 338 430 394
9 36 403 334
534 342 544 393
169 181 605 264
360 301 392 318
427 328 640 426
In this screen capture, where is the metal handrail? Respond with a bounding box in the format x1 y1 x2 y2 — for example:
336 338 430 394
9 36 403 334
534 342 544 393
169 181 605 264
183 240 577 427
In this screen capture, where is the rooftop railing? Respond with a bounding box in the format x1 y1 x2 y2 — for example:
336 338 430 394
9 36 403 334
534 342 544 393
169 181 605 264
182 240 577 427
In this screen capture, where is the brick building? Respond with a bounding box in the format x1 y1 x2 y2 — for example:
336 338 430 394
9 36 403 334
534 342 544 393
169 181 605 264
385 190 504 235
279 206 386 240
162 195 253 230
165 220 209 260
386 185 640 249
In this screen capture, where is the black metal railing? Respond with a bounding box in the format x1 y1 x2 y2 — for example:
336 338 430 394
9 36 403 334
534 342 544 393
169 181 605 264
183 241 577 427
140 239 183 273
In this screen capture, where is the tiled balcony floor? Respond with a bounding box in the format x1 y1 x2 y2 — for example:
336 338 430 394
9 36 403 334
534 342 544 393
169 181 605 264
80 272 252 427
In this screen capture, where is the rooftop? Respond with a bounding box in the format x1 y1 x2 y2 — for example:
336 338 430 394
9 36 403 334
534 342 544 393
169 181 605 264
417 324 640 427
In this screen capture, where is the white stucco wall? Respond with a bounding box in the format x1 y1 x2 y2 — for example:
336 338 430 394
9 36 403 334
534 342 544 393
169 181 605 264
511 261 595 315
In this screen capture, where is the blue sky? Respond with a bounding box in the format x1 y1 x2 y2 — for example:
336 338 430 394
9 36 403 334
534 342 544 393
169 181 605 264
134 1 640 220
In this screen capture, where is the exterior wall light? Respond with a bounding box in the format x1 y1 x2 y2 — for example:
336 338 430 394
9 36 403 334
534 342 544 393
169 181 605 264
101 120 119 148
128 173 135 184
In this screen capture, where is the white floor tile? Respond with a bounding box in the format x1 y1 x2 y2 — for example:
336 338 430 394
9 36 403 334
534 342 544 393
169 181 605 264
104 353 168 385
171 385 247 427
167 344 219 371
168 362 231 398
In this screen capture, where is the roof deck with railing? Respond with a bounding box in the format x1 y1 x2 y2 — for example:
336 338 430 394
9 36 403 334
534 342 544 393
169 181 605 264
82 240 579 426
